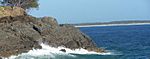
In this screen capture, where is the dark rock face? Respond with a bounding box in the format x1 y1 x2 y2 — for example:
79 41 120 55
60 49 66 52
0 15 105 57
0 16 42 57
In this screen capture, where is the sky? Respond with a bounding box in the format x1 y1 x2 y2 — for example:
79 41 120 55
29 0 150 24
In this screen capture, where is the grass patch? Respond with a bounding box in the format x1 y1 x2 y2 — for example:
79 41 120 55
0 6 12 10
0 6 5 10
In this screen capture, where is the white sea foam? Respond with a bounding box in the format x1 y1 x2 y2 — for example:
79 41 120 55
75 23 150 27
4 43 112 59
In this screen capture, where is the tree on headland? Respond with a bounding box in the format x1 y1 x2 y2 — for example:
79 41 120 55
0 0 39 10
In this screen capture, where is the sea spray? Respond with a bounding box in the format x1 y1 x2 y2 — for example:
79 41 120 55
5 43 112 59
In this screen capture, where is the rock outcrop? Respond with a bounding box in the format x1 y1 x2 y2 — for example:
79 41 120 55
0 6 26 18
0 7 105 57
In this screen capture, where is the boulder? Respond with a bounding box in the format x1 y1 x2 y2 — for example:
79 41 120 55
59 49 66 52
41 16 59 29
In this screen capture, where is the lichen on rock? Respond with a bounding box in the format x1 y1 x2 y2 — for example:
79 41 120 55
0 6 26 18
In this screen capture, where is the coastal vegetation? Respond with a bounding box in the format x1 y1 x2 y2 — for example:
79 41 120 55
0 0 39 10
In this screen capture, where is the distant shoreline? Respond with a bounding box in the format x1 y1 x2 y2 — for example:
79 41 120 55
75 23 150 27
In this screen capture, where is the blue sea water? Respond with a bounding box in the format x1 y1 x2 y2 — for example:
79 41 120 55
7 24 150 59
79 24 150 59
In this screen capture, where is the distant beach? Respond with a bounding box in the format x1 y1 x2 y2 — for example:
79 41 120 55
75 23 150 27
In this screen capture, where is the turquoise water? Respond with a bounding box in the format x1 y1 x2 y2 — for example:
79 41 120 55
11 55 121 59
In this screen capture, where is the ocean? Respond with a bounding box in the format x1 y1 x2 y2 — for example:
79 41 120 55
5 24 150 59
79 24 150 59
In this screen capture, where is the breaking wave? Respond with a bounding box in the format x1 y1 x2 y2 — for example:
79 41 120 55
3 43 113 59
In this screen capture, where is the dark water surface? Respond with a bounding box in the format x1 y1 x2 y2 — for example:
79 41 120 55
79 24 150 59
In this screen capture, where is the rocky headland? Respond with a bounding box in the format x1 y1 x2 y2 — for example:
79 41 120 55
0 7 105 57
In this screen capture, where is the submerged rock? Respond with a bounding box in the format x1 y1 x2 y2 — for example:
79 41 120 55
0 7 105 57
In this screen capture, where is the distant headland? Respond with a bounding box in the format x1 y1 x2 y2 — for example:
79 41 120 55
69 20 150 27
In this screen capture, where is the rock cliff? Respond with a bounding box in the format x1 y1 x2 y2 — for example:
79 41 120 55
0 7 105 57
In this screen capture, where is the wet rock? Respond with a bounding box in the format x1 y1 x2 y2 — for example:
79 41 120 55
86 47 106 53
60 49 66 52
